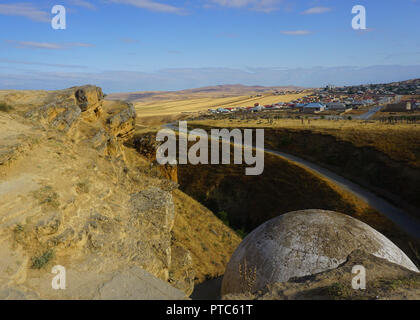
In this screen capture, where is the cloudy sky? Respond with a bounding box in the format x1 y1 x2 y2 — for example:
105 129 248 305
0 0 419 92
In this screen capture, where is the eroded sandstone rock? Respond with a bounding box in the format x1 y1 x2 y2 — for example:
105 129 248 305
103 101 136 141
169 243 195 296
34 99 81 132
0 86 199 299
133 133 178 183
96 266 188 300
133 133 160 160
74 85 104 112
127 188 175 280
1 265 188 300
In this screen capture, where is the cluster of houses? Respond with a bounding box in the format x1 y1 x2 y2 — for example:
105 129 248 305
330 79 420 96
208 94 382 115
301 92 389 109
209 104 277 114
406 100 420 110
384 100 420 112
210 102 336 115
207 79 420 115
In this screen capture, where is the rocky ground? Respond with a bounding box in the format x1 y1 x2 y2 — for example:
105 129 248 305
0 86 240 299
224 250 420 300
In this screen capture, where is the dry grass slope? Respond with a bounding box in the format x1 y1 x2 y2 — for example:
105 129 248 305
172 190 241 284
191 119 420 168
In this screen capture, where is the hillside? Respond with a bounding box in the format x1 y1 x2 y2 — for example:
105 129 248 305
0 86 240 299
106 84 304 103
189 118 420 220
176 146 419 265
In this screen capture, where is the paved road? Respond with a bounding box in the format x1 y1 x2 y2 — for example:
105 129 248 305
164 123 420 239
356 105 383 120
265 149 420 239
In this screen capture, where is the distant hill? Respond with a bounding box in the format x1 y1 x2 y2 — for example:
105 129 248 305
106 84 304 103
179 84 303 94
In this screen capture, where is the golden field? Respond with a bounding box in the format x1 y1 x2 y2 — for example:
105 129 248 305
130 92 310 125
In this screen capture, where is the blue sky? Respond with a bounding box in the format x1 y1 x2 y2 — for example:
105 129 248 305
0 0 419 92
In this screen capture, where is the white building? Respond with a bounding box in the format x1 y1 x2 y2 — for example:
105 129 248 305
252 106 264 112
327 102 347 110
302 103 326 113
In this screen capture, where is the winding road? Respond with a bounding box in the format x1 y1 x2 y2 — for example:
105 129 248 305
164 123 420 239
355 105 384 120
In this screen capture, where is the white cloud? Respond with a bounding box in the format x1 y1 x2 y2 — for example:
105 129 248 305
209 0 257 8
0 58 87 69
6 40 94 50
120 38 140 44
0 3 49 22
69 0 96 10
207 0 285 12
109 0 187 14
7 41 63 50
2 65 420 92
301 7 332 15
68 42 95 47
280 30 312 35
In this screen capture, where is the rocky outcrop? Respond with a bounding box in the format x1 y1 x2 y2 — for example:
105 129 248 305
133 132 178 183
26 97 82 133
24 86 102 132
22 86 135 157
223 250 420 300
0 113 43 166
128 187 175 280
133 133 160 160
103 101 136 141
169 244 195 296
96 266 188 300
74 85 104 112
221 210 418 296
0 265 188 300
6 184 179 280
0 86 200 299
157 164 178 183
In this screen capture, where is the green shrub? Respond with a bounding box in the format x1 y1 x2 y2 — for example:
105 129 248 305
325 282 353 299
76 180 90 194
280 135 292 146
216 211 230 227
32 186 60 209
0 102 14 113
31 249 54 269
14 224 24 234
235 228 247 239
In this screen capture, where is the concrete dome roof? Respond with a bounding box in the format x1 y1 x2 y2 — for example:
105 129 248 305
222 210 418 296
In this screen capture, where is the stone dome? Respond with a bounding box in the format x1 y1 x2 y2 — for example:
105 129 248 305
221 210 419 296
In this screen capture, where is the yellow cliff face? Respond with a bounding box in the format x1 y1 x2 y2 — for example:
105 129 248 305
0 86 241 299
